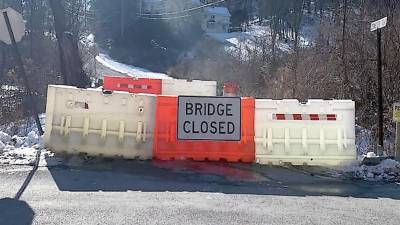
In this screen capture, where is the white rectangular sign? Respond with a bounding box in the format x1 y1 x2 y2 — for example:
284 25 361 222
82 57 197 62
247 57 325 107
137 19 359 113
371 17 387 32
177 96 241 141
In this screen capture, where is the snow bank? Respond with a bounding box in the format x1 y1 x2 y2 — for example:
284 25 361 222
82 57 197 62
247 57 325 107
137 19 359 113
0 130 42 166
80 34 172 82
207 24 292 61
0 131 11 144
96 53 171 80
343 159 400 182
206 16 318 60
0 115 62 167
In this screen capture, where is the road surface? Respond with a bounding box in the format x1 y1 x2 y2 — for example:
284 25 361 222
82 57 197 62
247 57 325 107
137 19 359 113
1 159 399 225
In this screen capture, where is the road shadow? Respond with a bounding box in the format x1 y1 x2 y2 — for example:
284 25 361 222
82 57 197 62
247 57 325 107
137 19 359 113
0 198 34 225
0 148 41 225
47 156 400 200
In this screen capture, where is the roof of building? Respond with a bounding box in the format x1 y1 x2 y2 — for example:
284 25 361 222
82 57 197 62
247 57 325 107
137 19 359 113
207 7 231 17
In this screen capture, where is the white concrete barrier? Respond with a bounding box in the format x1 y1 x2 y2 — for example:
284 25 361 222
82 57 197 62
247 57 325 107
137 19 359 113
44 85 156 159
162 79 217 96
254 99 356 166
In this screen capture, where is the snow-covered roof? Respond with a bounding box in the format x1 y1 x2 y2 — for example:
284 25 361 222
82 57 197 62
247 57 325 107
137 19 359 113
207 7 231 17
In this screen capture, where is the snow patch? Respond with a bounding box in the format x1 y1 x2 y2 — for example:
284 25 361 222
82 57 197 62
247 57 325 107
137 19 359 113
207 16 319 60
356 124 373 156
366 152 376 158
96 53 171 80
207 24 293 61
0 115 61 167
0 131 11 144
343 159 400 182
85 33 96 47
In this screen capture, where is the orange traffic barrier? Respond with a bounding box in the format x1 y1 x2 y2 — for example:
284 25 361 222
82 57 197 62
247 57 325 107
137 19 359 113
223 82 239 96
103 76 162 94
153 96 255 163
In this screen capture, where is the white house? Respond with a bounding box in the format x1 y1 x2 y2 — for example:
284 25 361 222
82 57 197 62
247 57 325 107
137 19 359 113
140 1 231 33
202 7 231 33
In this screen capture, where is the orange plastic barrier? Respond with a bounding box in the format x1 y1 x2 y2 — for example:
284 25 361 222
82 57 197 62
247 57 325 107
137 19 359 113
103 76 162 95
153 96 255 163
223 82 239 96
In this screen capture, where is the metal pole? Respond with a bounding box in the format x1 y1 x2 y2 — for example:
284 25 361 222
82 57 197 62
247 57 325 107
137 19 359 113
342 0 348 98
377 28 384 155
3 11 44 135
396 122 400 159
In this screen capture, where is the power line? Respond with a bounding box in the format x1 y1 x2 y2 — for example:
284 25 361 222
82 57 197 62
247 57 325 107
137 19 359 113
138 13 196 20
137 0 226 17
138 7 205 20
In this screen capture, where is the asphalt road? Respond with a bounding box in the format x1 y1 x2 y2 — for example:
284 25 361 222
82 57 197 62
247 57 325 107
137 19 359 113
0 159 399 225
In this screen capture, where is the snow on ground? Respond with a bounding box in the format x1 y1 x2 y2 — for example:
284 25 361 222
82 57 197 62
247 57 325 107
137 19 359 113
207 7 231 17
207 25 275 60
207 24 301 60
343 159 400 182
207 15 318 60
0 115 62 167
325 125 400 182
95 53 172 80
79 33 171 81
356 124 373 157
355 124 396 157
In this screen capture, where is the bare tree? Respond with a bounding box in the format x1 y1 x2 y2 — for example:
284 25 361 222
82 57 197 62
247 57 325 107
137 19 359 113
48 0 89 88
291 0 303 98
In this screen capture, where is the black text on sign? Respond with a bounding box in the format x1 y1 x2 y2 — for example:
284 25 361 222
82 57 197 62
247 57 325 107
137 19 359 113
177 96 241 141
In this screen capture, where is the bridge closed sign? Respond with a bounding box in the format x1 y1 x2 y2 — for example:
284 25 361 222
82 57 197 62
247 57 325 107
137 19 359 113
177 96 241 141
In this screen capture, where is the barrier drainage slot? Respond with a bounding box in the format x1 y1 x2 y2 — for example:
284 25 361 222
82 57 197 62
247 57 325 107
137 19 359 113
102 90 113 95
74 101 89 109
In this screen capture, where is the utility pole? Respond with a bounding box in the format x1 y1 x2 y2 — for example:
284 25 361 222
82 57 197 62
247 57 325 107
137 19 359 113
3 11 44 135
377 28 383 151
371 17 387 155
342 0 348 98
